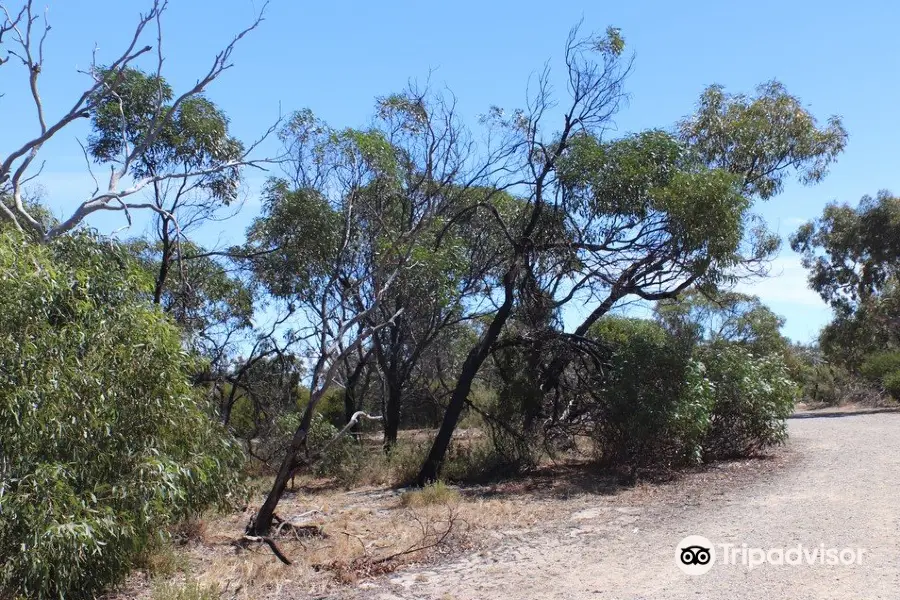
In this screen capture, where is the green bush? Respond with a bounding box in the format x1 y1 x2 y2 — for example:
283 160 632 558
883 371 900 399
860 351 900 383
700 346 797 459
260 410 358 479
0 231 243 599
297 386 345 428
587 317 715 471
860 351 900 399
227 392 256 438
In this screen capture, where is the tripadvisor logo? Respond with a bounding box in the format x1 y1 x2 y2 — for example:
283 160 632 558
675 536 867 574
676 535 715 575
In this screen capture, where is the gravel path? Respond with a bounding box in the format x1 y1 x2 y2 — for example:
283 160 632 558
360 411 900 600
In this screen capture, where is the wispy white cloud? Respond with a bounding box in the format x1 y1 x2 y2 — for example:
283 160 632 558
782 216 810 227
735 255 825 308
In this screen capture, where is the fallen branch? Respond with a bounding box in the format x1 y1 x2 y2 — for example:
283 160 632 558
272 513 326 540
372 506 458 565
240 535 292 565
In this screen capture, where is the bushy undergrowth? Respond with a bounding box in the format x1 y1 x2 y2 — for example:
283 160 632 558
700 346 797 459
860 351 900 399
586 318 714 471
584 317 797 473
0 232 243 600
791 359 888 407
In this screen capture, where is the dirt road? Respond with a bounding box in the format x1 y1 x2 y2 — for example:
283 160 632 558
361 411 900 600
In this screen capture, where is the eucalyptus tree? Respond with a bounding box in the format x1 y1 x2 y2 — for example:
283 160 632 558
791 190 900 314
244 92 493 534
414 28 846 484
365 181 514 448
792 191 900 367
88 66 246 297
655 290 788 357
0 0 267 241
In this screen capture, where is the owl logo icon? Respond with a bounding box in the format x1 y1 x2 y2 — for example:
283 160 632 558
676 536 715 575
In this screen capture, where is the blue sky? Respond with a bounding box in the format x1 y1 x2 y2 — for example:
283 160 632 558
4 0 899 342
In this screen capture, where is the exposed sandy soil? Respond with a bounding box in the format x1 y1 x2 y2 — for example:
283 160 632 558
345 411 900 600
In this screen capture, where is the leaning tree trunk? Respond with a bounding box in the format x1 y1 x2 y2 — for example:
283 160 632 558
248 401 316 536
415 268 517 485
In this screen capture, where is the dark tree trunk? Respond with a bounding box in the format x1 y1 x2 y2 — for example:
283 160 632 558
343 386 357 427
153 217 172 305
383 378 402 450
342 354 370 440
415 267 518 485
249 399 315 536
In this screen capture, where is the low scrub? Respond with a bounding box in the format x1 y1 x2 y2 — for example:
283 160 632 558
400 481 460 507
700 346 797 459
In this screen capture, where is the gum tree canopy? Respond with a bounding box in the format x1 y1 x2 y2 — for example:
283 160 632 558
413 32 846 484
0 0 266 241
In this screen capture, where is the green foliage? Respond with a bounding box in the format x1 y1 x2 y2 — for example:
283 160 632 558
883 372 900 399
656 290 788 357
859 351 900 383
441 435 536 483
788 352 884 407
681 81 847 200
260 411 355 479
791 191 900 314
557 129 751 291
700 347 797 459
793 193 900 373
858 351 900 399
127 238 254 359
245 181 342 299
0 231 243 599
587 317 715 470
89 67 243 202
583 316 795 470
297 387 345 429
227 393 256 438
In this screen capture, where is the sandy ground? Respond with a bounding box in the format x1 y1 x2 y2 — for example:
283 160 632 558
350 411 900 600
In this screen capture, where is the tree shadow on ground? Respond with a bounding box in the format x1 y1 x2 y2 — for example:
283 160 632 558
789 406 900 419
461 460 645 501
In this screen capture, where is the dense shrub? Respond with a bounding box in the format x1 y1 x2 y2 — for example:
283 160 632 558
860 351 900 399
0 231 244 600
586 317 715 471
257 410 357 479
884 371 900 399
297 386 345 428
700 346 797 459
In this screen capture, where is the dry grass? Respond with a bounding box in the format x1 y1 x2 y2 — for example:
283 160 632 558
150 580 220 600
400 481 460 507
109 477 549 600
